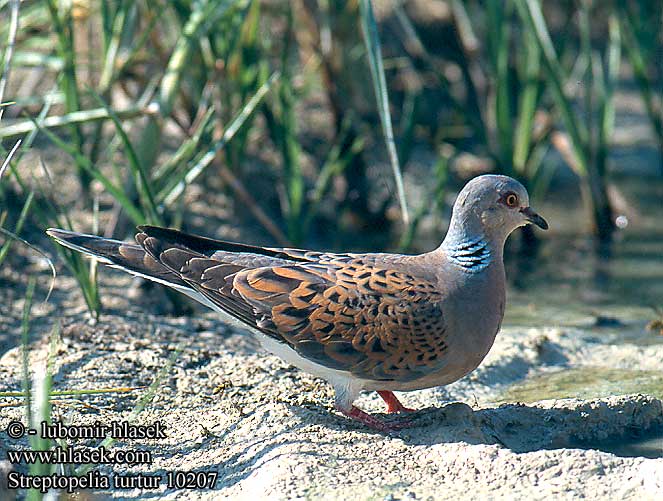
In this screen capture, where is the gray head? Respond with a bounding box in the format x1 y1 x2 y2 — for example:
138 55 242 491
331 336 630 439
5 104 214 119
444 175 548 248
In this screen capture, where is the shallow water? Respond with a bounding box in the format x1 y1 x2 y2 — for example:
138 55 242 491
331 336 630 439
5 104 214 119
498 174 663 458
505 173 663 344
501 367 663 403
583 431 663 460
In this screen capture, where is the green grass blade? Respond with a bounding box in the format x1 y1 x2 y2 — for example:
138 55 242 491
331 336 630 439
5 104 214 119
45 0 87 188
620 7 663 163
486 0 513 171
578 2 594 151
0 105 150 139
277 5 304 243
98 0 131 92
76 345 181 476
0 0 19 123
117 5 165 78
1 144 100 316
159 0 243 116
89 90 162 224
153 107 215 199
137 0 245 171
392 4 486 142
0 189 33 266
596 14 621 177
0 226 57 303
36 159 100 315
0 138 21 179
10 51 64 71
0 387 144 398
21 277 36 428
398 153 449 252
303 122 365 233
33 120 146 225
513 25 541 172
161 71 278 206
359 0 409 225
515 0 590 174
13 86 56 166
28 324 57 482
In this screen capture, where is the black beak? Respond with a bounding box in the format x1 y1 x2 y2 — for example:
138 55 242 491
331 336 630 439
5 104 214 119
520 207 549 230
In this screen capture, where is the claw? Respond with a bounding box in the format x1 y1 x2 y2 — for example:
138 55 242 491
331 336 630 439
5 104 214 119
336 405 410 433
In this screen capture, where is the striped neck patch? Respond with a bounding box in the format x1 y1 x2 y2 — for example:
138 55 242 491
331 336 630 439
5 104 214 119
445 237 492 272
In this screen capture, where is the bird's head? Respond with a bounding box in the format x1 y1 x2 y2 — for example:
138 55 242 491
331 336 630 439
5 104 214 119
449 174 548 244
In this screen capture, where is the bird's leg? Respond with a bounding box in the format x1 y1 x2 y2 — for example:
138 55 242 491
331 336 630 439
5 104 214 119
377 391 416 413
335 404 408 433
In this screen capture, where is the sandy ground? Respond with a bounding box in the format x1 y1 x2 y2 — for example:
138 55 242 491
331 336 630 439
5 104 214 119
0 269 662 501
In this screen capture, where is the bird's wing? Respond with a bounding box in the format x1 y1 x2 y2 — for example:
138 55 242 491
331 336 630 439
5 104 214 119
138 226 448 381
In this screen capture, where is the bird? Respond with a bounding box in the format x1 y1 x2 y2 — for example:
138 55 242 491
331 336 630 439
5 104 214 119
47 174 548 432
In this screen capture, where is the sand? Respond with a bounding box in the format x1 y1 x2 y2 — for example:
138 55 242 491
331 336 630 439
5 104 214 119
0 272 662 500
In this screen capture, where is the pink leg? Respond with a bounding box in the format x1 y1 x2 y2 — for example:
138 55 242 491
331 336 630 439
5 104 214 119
377 391 416 414
335 405 409 433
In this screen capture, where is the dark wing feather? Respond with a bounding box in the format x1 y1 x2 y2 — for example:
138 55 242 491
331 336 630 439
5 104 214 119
46 229 188 288
137 226 448 381
231 262 447 381
138 225 312 262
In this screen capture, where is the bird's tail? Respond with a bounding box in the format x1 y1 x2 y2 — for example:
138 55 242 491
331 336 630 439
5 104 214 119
46 228 188 289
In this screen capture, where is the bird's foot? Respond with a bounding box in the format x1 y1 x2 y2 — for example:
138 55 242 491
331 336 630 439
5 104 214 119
377 390 416 414
336 404 410 433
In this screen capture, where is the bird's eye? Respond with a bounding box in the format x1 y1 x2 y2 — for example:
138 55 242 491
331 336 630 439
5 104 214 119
504 193 518 208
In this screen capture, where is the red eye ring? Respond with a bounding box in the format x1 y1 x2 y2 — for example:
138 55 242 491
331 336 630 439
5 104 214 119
505 193 518 208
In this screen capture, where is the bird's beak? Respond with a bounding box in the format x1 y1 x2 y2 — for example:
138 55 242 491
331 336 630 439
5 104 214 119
520 207 549 230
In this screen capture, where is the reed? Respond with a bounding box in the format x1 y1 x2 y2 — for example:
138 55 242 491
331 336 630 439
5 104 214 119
0 0 660 315
515 0 619 241
4 280 179 499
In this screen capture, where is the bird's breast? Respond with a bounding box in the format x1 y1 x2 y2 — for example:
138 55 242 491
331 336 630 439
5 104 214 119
382 266 506 392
